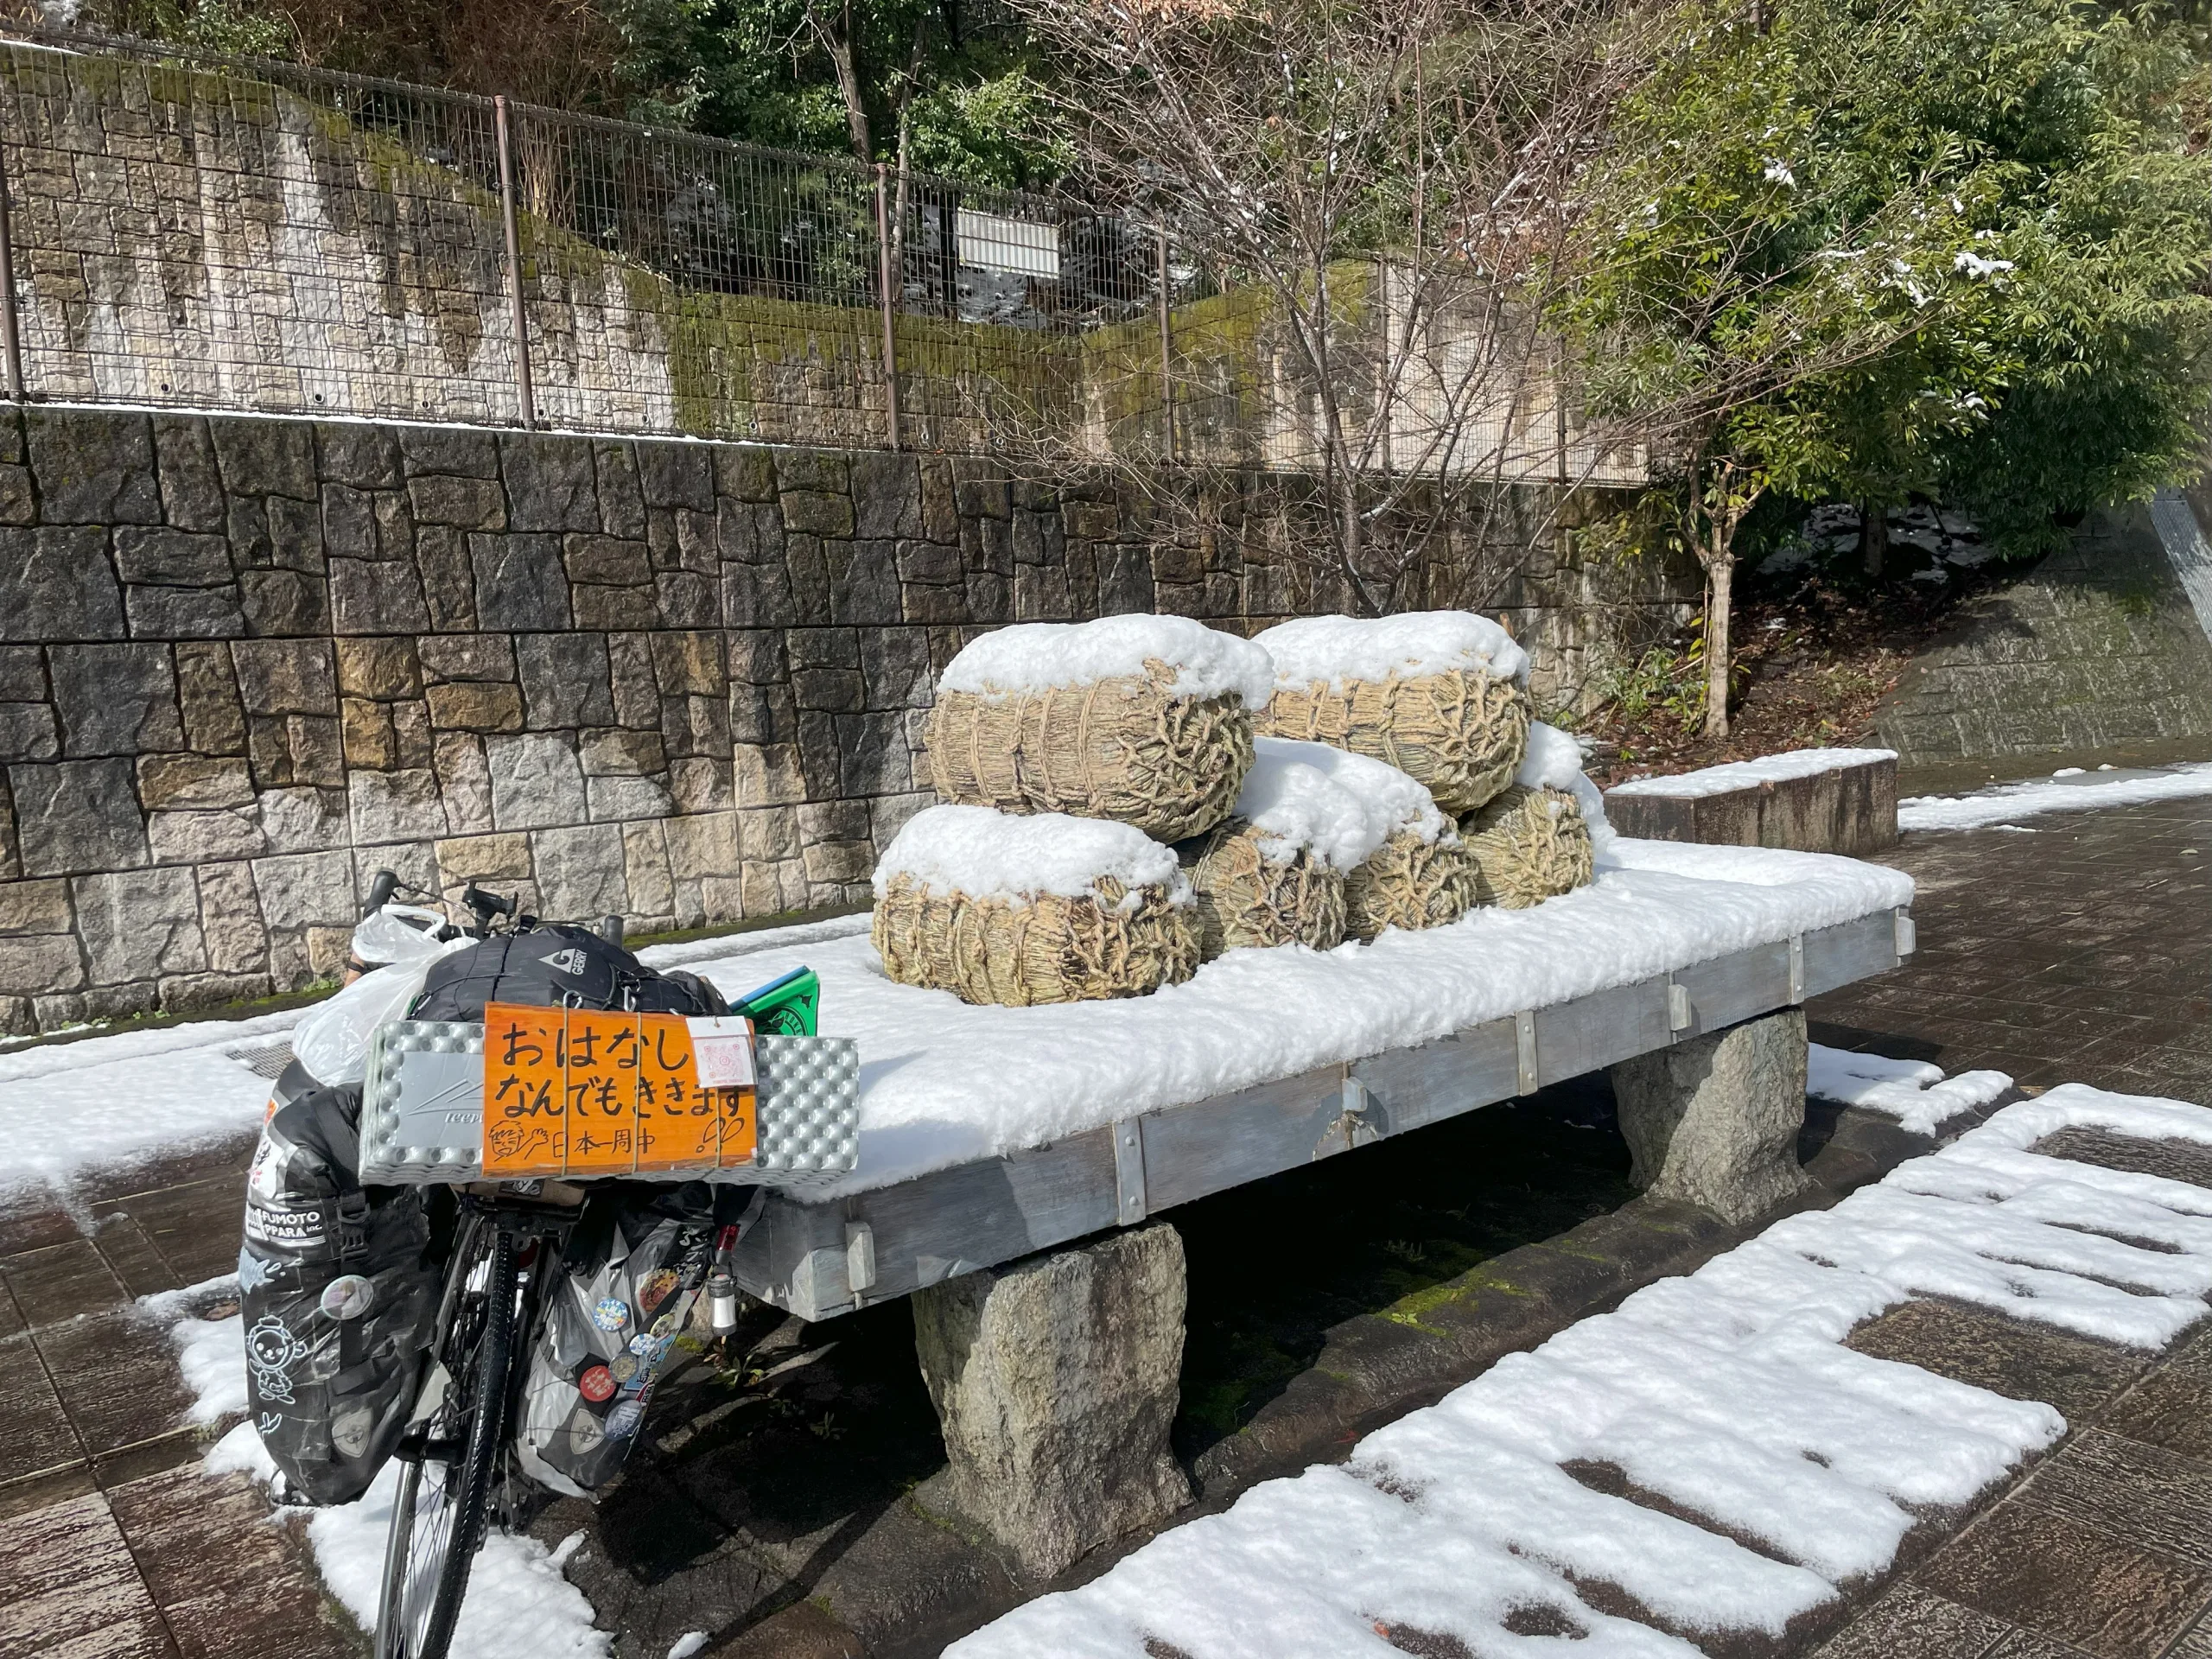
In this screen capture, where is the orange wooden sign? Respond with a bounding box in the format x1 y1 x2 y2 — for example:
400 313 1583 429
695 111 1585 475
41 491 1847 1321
480 1003 757 1180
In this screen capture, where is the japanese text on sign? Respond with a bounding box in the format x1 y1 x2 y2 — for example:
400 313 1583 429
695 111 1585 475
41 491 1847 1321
480 1004 757 1179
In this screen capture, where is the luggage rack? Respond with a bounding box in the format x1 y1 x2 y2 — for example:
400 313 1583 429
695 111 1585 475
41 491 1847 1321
355 1022 861 1188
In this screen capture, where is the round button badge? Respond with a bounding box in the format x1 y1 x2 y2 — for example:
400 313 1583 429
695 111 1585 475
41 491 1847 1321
577 1364 616 1403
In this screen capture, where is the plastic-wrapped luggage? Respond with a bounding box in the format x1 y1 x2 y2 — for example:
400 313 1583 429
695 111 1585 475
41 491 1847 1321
514 1192 722 1497
239 1081 440 1506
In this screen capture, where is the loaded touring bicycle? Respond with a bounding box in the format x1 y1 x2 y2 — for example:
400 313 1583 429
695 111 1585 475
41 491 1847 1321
240 874 855 1659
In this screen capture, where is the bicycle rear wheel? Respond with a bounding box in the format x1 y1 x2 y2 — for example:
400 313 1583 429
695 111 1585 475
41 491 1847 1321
375 1217 518 1659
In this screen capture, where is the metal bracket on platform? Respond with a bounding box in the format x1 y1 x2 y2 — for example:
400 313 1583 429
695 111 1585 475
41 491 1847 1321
1667 980 1694 1034
1515 1010 1539 1095
1315 1072 1380 1160
1894 910 1916 957
1112 1118 1148 1225
844 1222 877 1296
1788 935 1806 1005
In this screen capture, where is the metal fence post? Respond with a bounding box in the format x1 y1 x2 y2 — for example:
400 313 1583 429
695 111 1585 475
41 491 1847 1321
0 132 26 402
1155 222 1173 459
1375 256 1391 476
493 95 536 430
874 163 901 451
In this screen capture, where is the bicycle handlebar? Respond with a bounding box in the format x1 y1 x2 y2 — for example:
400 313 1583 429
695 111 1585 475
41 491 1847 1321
362 868 400 919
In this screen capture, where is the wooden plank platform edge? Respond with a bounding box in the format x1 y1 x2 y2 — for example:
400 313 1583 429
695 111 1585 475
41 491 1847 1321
728 905 1914 1321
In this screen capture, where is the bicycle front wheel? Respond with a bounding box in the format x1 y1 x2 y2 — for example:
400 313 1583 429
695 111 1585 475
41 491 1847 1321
375 1218 518 1659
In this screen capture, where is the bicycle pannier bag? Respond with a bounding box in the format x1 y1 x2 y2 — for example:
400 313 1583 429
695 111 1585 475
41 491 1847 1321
240 1082 439 1505
515 1198 718 1497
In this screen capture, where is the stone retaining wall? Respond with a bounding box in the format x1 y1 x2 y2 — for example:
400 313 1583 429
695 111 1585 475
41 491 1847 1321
0 404 1694 1033
1875 504 2212 763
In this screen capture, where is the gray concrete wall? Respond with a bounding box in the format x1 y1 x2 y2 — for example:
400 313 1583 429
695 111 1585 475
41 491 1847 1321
0 404 1694 1033
1875 503 2212 766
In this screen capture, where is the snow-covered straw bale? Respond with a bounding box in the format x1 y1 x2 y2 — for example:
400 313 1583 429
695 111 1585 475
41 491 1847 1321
1463 783 1597 911
1182 742 1385 958
925 616 1273 842
872 805 1200 1007
1257 737 1478 941
1255 611 1534 815
1514 721 1617 862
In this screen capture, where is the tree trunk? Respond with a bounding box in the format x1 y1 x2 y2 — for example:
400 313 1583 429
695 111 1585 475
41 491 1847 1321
1859 502 1886 579
810 0 874 164
1702 552 1733 740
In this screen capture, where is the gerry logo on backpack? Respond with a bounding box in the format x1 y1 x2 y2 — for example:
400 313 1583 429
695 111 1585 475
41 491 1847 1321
546 949 589 976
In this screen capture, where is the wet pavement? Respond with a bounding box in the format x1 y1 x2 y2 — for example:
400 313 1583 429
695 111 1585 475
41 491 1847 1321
0 797 2207 1659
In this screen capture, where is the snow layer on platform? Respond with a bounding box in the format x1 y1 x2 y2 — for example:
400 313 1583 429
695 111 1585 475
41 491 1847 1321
937 614 1275 706
1238 740 1393 869
675 837 1911 1197
950 1086 2212 1659
1254 611 1530 691
1898 761 2212 830
1256 736 1452 845
0 849 1902 1205
1808 1045 2013 1135
873 804 1190 906
1610 747 1897 798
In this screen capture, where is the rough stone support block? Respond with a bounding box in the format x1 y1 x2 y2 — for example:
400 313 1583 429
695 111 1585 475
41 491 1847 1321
1609 1008 1812 1225
912 1222 1192 1579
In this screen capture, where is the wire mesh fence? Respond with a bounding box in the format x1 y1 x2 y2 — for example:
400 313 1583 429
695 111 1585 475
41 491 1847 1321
0 26 1643 484
0 25 1176 452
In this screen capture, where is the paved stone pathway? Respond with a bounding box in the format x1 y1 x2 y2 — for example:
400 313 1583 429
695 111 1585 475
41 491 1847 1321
1815 1127 2212 1659
0 1138 350 1657
1796 798 2212 1659
1 798 2205 1659
1809 796 2212 1103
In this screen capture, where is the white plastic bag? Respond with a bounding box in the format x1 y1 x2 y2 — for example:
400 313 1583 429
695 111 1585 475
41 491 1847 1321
292 937 471 1086
350 903 450 967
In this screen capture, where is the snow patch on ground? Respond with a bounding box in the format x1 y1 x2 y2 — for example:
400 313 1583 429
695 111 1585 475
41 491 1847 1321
1899 762 2212 831
1255 610 1530 690
950 1086 2212 1658
1808 1045 2013 1134
175 1330 610 1657
1609 747 1897 798
168 1309 250 1425
938 614 1275 706
0 1008 307 1201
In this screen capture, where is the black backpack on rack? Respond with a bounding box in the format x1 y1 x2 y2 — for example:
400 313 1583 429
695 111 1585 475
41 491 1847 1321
407 924 727 1023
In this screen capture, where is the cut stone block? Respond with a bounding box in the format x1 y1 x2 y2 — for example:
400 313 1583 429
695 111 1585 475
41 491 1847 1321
912 1222 1192 1579
1604 753 1897 855
1609 1008 1813 1225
